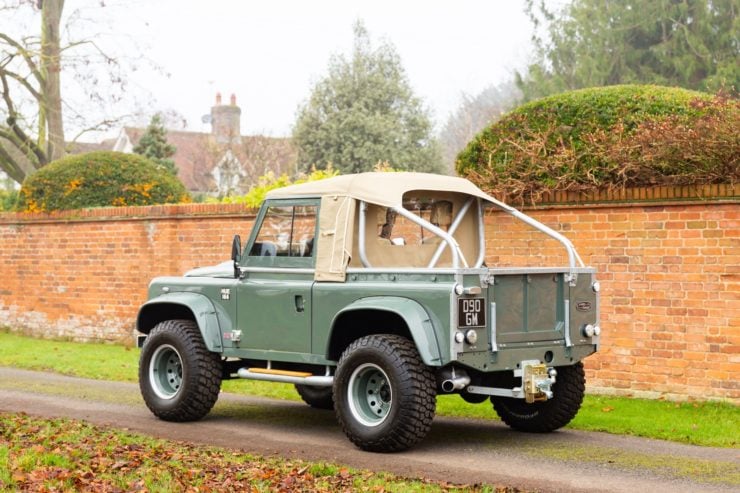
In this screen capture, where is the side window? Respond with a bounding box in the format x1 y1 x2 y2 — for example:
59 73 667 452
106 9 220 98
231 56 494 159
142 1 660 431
249 205 317 258
376 199 453 246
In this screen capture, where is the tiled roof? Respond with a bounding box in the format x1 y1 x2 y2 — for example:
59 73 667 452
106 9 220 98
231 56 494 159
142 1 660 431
72 128 297 193
65 139 116 154
123 128 296 193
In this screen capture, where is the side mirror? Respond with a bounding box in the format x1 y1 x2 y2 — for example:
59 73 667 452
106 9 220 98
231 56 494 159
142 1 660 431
231 234 242 278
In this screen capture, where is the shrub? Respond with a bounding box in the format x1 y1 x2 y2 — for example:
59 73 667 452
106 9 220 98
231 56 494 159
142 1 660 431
0 189 18 211
17 151 191 212
456 85 739 203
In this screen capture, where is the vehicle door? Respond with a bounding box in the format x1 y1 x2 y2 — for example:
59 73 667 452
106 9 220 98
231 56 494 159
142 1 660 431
237 199 318 354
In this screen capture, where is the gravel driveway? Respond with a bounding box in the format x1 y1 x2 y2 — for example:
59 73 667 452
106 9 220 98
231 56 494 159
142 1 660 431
0 367 737 493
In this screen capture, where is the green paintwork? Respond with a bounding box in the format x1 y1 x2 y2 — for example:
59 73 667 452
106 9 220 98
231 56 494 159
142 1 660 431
331 296 443 366
139 267 598 374
138 195 599 383
311 277 454 364
456 339 596 371
138 291 225 351
492 273 565 344
237 272 314 353
568 273 600 348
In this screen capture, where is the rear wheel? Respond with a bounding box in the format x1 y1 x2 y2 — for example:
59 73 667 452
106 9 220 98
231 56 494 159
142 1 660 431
139 319 222 422
334 334 436 452
295 384 334 410
492 362 585 432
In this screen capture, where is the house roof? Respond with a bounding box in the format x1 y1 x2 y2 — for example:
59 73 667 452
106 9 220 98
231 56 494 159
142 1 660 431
64 94 296 194
119 128 296 192
265 172 511 209
65 139 116 154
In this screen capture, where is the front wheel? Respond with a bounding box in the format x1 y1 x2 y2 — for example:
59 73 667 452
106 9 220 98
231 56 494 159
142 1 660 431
492 362 585 432
139 319 222 422
334 334 436 452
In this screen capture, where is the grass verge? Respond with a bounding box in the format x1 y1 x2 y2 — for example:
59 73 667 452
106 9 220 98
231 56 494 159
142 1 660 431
0 412 509 492
0 331 737 448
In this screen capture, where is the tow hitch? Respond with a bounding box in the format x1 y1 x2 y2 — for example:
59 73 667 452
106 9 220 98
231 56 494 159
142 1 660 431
464 360 558 402
523 361 557 403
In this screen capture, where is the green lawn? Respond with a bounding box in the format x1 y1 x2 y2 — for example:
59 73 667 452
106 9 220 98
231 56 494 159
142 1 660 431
0 330 737 448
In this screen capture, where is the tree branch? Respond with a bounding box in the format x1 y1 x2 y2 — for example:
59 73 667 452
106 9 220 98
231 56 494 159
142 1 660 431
0 143 24 183
68 116 126 142
0 130 34 182
0 33 44 86
0 126 39 172
0 72 45 165
671 16 710 60
0 65 42 100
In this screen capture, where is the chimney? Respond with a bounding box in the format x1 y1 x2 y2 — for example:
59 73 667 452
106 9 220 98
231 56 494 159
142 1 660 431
211 92 241 145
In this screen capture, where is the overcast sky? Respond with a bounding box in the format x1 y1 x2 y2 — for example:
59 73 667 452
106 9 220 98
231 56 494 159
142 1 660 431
5 1 537 140
107 0 535 138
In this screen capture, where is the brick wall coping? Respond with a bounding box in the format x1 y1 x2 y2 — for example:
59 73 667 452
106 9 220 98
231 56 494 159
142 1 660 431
0 202 260 224
502 183 737 209
1 184 737 224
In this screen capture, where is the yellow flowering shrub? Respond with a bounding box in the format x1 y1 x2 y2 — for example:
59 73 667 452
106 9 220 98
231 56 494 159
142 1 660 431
17 151 191 212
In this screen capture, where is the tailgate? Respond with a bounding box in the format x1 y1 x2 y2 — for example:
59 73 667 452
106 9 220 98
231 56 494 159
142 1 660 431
490 271 567 344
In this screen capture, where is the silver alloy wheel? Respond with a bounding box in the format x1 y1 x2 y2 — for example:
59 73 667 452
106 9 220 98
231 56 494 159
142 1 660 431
149 344 183 399
347 362 392 427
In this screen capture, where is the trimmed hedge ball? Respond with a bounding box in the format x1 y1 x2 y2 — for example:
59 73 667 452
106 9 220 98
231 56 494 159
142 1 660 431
18 151 191 212
456 85 738 202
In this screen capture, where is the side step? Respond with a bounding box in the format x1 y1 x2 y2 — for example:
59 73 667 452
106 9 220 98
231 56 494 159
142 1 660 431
237 367 333 387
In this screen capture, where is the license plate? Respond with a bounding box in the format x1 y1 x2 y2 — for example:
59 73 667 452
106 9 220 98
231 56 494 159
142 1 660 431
458 298 486 328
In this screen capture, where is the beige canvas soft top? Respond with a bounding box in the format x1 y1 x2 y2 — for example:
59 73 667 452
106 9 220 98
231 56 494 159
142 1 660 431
264 173 525 281
257 172 582 281
265 172 512 210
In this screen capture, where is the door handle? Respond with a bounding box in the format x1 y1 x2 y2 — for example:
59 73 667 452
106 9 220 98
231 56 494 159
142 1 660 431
294 295 305 313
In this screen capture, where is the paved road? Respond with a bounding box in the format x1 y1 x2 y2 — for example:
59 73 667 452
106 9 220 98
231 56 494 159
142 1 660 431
0 367 737 492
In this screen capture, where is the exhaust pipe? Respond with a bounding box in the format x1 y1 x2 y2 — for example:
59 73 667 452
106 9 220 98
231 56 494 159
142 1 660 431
441 368 470 392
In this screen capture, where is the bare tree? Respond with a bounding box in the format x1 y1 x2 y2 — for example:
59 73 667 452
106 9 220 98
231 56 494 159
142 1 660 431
0 0 65 182
40 0 64 162
0 0 144 184
237 135 297 185
440 80 521 174
204 135 297 197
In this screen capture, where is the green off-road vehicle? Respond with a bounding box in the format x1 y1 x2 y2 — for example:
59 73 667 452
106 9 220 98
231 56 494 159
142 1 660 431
136 172 600 452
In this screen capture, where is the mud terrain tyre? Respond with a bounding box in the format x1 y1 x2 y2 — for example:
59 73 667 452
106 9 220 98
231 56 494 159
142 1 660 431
492 362 585 432
295 384 334 410
334 334 436 452
139 319 222 422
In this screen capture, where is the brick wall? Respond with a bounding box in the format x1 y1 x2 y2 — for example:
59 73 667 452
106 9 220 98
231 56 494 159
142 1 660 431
1 197 738 401
485 200 738 401
0 204 255 342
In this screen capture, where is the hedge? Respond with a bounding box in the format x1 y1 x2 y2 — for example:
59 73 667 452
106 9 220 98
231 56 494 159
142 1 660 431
17 151 191 212
456 85 739 203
